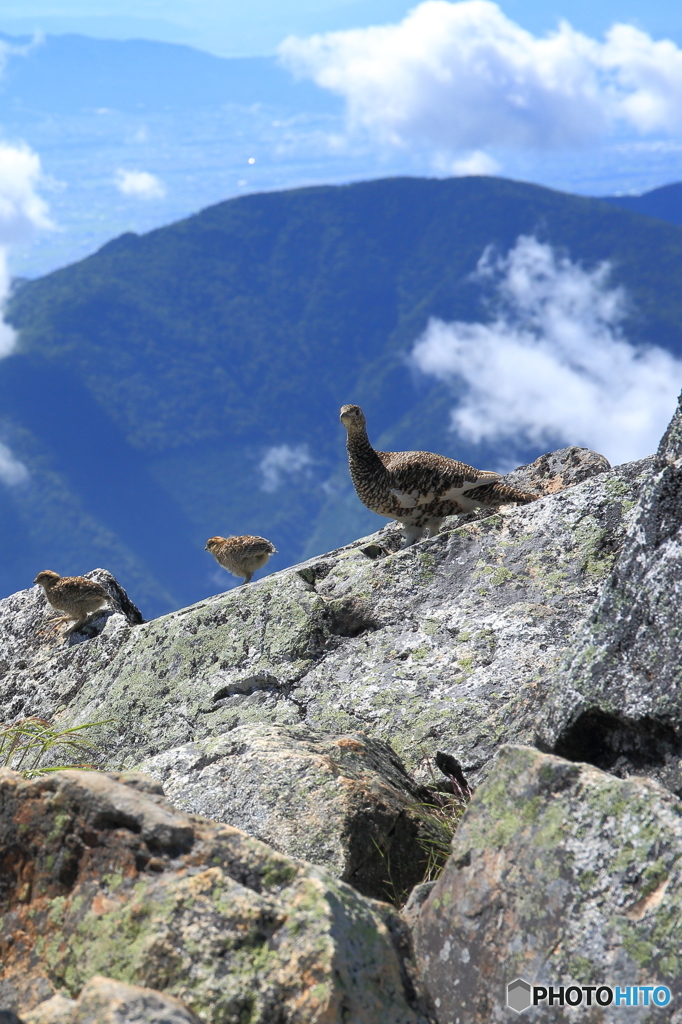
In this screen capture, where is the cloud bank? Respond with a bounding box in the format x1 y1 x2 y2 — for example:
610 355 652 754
410 236 682 466
115 169 166 200
259 444 315 492
280 1 682 161
0 140 51 484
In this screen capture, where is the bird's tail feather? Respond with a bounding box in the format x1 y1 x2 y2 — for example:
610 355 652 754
463 482 538 505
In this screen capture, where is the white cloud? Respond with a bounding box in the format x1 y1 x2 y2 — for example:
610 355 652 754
0 142 52 363
450 150 500 176
259 444 315 492
0 71 51 488
279 1 682 156
410 235 682 465
114 169 166 200
0 143 52 245
0 440 28 487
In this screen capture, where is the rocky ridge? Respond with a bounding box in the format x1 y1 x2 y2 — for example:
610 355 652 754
3 420 682 1022
0 446 643 791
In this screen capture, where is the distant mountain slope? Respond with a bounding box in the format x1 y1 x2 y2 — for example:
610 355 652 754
5 174 682 615
600 182 682 227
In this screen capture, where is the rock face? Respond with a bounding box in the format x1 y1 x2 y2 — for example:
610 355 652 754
0 565 142 684
3 432 682 1023
0 768 432 1024
23 976 202 1023
502 445 611 497
0 448 643 793
137 723 436 902
415 745 682 1024
538 396 682 795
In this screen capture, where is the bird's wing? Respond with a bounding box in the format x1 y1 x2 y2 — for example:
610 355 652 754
381 451 500 508
241 537 276 555
55 578 109 601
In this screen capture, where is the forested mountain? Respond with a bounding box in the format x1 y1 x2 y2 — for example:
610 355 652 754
601 182 682 227
4 174 682 616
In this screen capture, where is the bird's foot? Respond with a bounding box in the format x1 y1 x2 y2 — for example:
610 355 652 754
400 527 427 548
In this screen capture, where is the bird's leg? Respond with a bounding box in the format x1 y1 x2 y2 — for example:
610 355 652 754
64 615 87 636
426 518 444 537
39 614 69 638
240 572 253 585
401 525 427 548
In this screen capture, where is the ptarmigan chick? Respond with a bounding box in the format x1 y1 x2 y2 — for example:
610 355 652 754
205 535 277 585
340 404 538 547
34 570 111 634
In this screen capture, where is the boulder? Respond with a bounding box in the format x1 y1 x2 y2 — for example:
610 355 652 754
23 977 200 1023
137 723 436 903
0 446 637 789
0 767 432 1024
502 445 611 497
538 396 682 795
415 745 682 1023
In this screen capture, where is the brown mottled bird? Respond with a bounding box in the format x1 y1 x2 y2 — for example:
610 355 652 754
205 535 277 585
340 404 538 547
34 570 111 634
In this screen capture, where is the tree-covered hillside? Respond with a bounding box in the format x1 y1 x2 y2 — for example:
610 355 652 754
4 175 682 615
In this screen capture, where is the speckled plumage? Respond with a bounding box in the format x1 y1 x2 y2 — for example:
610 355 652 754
34 570 111 634
205 535 277 585
340 404 537 546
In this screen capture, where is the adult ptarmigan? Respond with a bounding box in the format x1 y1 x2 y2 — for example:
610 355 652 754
205 535 277 585
34 570 111 634
340 404 537 546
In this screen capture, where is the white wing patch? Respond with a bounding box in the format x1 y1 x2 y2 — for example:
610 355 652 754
390 488 424 508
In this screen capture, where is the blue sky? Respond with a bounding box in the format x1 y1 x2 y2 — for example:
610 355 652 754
2 0 682 56
0 2 681 509
3 0 682 278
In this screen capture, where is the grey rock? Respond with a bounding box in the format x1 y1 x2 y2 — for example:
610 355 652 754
74 976 201 1023
0 768 432 1024
0 450 650 790
24 978 201 1023
23 995 75 1024
502 445 611 497
538 396 682 794
415 745 682 1024
401 882 436 934
138 723 436 902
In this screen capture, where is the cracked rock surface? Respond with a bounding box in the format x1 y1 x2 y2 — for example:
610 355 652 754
538 395 682 794
137 723 437 903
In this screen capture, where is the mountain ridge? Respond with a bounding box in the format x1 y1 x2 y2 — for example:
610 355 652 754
4 173 682 614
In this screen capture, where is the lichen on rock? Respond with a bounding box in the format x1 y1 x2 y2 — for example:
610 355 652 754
0 447 646 793
415 745 682 1023
0 768 433 1023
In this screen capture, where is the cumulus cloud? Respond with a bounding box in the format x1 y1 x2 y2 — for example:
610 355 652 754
280 1 682 157
410 235 682 465
259 444 315 492
0 441 29 487
0 143 52 246
0 140 50 484
0 141 52 363
114 169 166 200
